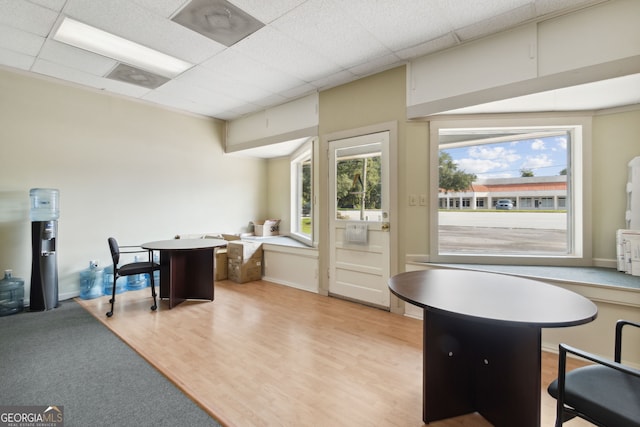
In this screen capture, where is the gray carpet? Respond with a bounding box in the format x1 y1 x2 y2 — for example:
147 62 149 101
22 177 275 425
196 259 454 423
0 300 221 427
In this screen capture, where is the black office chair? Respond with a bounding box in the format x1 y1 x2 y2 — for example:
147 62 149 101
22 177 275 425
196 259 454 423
548 319 640 427
106 237 160 317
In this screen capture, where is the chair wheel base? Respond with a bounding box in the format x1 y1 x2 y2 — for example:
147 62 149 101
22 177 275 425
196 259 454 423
106 311 113 317
151 305 157 311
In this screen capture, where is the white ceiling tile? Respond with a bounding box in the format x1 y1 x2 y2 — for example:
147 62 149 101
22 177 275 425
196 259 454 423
200 48 304 92
232 26 342 82
0 47 35 70
154 77 245 111
338 0 453 51
130 0 190 18
270 0 392 69
27 0 67 12
0 0 58 36
143 92 198 112
455 4 535 41
177 64 276 104
38 40 117 76
0 24 45 56
435 0 531 29
229 0 307 24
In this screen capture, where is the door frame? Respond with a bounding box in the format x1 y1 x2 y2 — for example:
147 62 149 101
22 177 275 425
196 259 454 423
320 121 398 310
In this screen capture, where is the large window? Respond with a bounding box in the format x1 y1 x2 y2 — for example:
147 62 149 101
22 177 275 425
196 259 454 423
290 139 313 246
430 116 592 265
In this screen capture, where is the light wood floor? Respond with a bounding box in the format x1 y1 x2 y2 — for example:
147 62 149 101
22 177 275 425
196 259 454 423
77 280 593 427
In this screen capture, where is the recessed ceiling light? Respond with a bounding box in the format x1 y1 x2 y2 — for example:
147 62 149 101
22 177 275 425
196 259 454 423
53 17 193 79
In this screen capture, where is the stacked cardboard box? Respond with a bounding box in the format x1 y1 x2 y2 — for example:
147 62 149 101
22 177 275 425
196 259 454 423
227 241 263 283
253 219 280 236
215 248 228 281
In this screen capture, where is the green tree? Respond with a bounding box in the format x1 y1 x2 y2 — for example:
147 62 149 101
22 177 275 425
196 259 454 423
439 152 476 193
520 168 534 177
336 156 381 210
559 168 567 175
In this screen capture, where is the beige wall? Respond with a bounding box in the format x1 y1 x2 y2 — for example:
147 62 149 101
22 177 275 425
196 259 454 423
317 67 408 296
592 109 640 262
266 156 290 233
0 68 267 299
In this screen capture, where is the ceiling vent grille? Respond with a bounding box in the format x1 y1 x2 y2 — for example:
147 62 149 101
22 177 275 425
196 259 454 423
106 63 170 89
172 0 264 47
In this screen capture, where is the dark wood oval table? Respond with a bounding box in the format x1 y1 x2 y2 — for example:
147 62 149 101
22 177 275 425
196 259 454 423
388 269 598 427
142 238 227 309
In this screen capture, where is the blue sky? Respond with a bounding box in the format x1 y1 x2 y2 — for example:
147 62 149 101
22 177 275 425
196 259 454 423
442 135 568 179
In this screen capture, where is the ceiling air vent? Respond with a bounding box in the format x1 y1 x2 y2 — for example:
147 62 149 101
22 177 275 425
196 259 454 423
172 0 264 47
106 63 170 89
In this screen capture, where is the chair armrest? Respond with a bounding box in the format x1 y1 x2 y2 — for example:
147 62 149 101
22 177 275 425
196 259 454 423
615 319 640 362
560 343 640 379
118 245 154 261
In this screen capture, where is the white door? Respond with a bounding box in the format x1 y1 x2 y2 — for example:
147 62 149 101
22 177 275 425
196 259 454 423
329 131 391 308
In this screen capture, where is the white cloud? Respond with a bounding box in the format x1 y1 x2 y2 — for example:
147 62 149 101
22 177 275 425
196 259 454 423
468 145 520 162
531 139 545 150
554 136 567 150
456 158 507 174
522 154 553 170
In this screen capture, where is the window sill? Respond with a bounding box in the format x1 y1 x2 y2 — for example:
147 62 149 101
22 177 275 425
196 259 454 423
409 262 640 308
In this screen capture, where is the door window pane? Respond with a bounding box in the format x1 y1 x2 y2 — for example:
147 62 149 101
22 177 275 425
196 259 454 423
335 143 382 221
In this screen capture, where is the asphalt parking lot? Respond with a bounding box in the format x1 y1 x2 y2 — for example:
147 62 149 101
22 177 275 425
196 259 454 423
438 211 567 254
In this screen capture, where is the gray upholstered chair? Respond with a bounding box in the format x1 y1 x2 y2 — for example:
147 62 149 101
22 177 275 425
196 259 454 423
547 319 640 427
106 237 160 317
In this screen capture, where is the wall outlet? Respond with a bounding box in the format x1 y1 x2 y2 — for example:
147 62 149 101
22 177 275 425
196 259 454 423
409 194 418 206
420 194 427 206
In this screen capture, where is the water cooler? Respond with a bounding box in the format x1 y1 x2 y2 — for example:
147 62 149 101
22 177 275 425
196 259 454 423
29 188 59 311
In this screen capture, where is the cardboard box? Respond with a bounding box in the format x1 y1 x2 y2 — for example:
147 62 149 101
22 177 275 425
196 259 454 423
228 258 262 283
226 241 263 262
215 248 227 281
253 219 280 237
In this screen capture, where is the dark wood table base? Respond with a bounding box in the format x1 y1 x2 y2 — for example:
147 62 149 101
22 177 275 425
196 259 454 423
424 310 540 426
158 247 215 308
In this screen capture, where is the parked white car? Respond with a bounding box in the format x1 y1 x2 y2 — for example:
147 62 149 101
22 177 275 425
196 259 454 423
496 199 514 210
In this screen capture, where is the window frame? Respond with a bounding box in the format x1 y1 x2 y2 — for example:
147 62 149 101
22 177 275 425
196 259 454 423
429 114 592 266
290 138 314 247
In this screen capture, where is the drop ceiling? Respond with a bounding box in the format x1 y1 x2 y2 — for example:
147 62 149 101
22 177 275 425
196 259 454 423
0 0 635 122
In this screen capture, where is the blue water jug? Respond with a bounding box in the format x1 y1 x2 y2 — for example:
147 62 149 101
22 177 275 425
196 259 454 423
0 270 24 316
79 261 104 300
29 188 59 221
126 256 149 291
103 265 127 296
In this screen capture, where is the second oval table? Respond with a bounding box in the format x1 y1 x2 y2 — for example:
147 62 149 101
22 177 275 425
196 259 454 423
388 269 597 427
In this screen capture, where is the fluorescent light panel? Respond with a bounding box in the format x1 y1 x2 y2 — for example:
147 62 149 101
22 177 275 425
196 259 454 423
53 17 192 78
